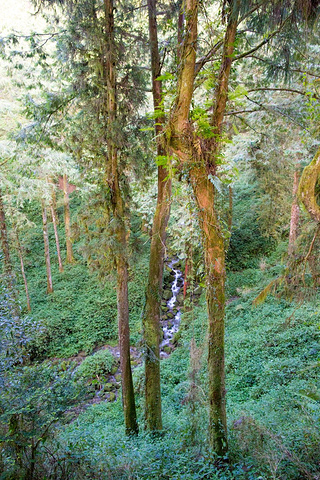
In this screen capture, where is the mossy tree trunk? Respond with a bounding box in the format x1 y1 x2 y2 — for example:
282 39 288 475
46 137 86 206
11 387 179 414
0 187 13 282
143 0 172 432
104 0 138 434
62 174 74 264
41 200 53 294
298 147 320 223
168 0 238 455
49 187 64 273
288 169 300 255
16 232 31 312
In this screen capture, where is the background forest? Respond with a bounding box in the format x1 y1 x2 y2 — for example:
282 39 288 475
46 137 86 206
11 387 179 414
0 0 320 479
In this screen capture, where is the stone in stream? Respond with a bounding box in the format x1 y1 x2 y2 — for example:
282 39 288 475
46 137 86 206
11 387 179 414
161 300 167 306
176 293 184 304
167 311 174 319
163 289 172 300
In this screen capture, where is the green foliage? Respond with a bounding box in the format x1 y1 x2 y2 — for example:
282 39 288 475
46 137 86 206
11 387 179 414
76 349 116 380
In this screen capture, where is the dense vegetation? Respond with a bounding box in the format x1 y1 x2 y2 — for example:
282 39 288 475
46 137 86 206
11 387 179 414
0 0 320 478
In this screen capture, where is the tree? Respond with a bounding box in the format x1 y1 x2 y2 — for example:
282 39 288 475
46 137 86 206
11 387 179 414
142 0 172 432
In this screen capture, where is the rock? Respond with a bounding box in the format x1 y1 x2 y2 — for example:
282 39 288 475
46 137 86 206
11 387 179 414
163 290 172 300
108 392 116 402
167 311 174 319
105 383 114 392
167 321 173 329
115 373 121 382
110 365 118 375
161 300 167 306
115 382 120 389
176 293 184 304
162 314 168 321
161 305 169 312
163 345 172 354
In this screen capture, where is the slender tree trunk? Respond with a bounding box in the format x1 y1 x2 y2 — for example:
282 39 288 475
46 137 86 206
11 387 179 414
62 174 74 264
41 200 53 294
104 0 138 434
142 0 172 432
16 233 31 312
50 200 64 272
168 0 238 455
0 188 13 281
288 169 300 256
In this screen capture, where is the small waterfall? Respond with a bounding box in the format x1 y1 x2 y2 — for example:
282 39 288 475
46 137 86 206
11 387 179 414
160 259 183 358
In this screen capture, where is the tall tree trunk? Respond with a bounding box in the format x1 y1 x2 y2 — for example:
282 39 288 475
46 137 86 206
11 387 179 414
62 174 74 264
41 200 53 294
16 232 31 312
50 199 64 273
288 169 300 256
142 0 172 432
168 0 238 455
104 0 138 434
0 187 13 281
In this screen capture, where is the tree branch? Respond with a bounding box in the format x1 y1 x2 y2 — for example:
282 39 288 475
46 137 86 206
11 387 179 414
194 39 223 76
247 87 320 101
233 16 291 62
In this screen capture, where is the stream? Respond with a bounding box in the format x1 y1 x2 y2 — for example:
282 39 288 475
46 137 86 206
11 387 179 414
160 259 183 359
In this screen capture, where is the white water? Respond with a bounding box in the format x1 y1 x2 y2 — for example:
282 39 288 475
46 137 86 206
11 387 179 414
160 259 183 357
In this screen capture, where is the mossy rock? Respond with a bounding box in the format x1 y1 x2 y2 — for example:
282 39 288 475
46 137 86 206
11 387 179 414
167 321 173 329
108 392 116 402
115 382 120 389
163 290 172 300
161 300 167 306
110 364 118 375
115 374 121 382
161 305 169 313
176 293 184 304
167 311 174 319
163 345 172 354
105 382 114 392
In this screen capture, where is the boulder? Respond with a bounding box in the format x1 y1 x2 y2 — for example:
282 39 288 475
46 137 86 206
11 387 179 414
109 392 116 402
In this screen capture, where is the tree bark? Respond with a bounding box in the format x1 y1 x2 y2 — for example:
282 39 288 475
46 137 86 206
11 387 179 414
0 187 13 282
62 174 74 264
50 198 64 272
288 169 300 256
16 232 31 312
104 0 138 434
298 146 320 223
41 200 53 294
168 0 238 455
142 0 172 432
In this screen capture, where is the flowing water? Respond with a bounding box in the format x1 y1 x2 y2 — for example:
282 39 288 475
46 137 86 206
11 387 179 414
160 259 183 358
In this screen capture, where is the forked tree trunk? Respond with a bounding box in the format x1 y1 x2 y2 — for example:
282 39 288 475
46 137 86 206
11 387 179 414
143 0 172 432
41 200 53 294
104 0 138 434
62 174 74 264
168 0 238 455
288 169 300 256
16 232 31 312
